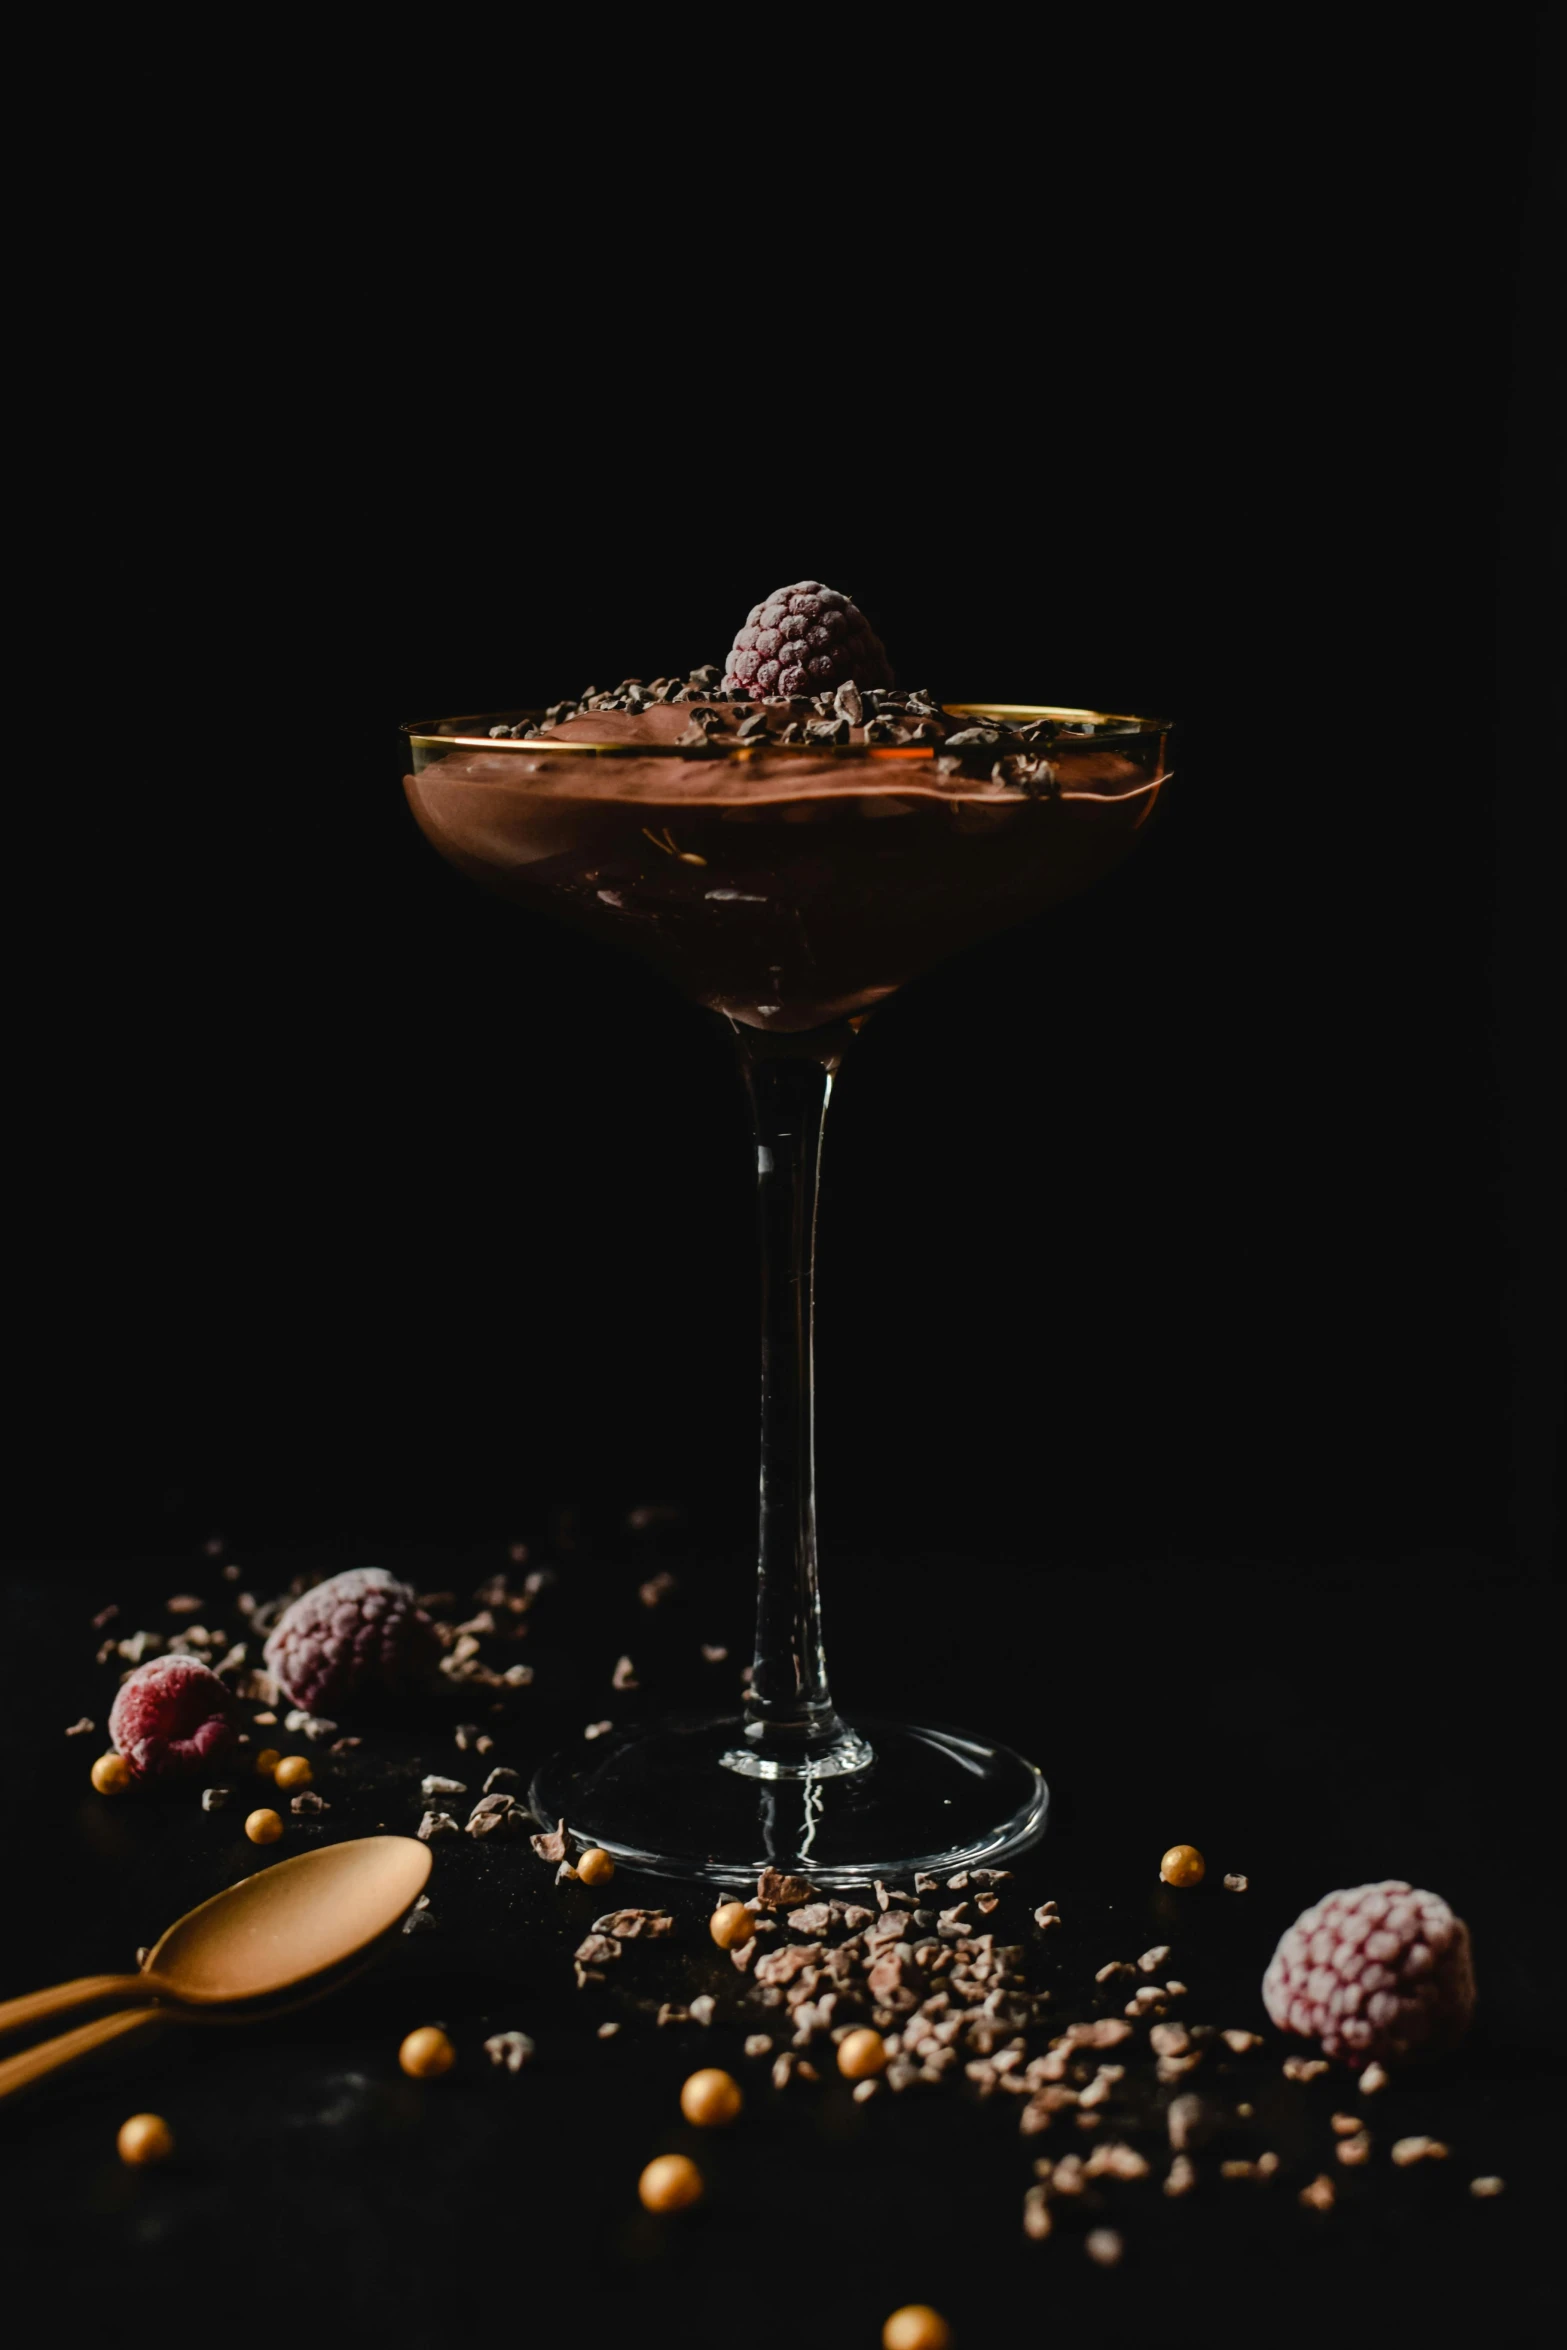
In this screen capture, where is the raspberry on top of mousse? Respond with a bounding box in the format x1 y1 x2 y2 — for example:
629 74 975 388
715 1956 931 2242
724 582 892 702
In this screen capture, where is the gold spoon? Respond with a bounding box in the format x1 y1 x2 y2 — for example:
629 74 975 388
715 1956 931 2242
0 1834 431 2101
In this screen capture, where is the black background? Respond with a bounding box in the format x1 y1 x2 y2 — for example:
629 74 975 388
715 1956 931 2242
10 14 1557 1585
2 16 1561 2348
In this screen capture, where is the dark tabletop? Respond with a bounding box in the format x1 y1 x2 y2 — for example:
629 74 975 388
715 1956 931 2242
2 1546 1558 2349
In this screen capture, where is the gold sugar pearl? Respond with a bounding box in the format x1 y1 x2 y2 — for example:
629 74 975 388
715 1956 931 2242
1160 1844 1206 1888
709 1901 755 1950
576 1847 615 1887
272 1755 312 1791
245 1808 283 1845
91 1753 132 1795
837 2028 890 2082
638 2153 703 2212
399 2026 455 2079
117 2113 174 2167
882 2308 952 2350
254 1749 282 1779
680 2068 742 2127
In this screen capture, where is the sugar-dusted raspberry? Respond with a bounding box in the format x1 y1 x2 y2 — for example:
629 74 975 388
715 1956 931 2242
1262 1880 1475 2064
108 1654 238 1783
263 1567 440 1716
723 582 893 702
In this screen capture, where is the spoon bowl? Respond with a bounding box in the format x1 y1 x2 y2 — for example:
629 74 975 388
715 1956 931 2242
143 1835 432 2004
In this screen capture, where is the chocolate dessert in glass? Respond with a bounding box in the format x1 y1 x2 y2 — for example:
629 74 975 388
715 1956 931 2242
403 583 1173 1884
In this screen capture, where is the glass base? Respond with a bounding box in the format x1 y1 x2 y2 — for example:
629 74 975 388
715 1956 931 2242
528 1712 1048 1889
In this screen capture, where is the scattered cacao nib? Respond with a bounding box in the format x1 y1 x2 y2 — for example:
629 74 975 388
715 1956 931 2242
64 1717 95 1737
557 1860 579 1884
730 1941 758 1973
466 1793 526 1840
1157 2053 1204 2083
454 1724 481 1751
1299 2174 1336 2211
200 1787 230 1812
1137 1945 1171 1974
530 1819 568 1862
253 1711 277 1727
610 1655 638 1691
1085 2141 1150 2181
291 1791 327 1814
422 1775 467 1800
1283 2056 1330 2082
689 1996 716 2027
875 1881 917 1911
1391 2136 1449 2167
975 1894 1000 1916
1358 2061 1390 2095
402 1909 438 1934
1469 2176 1505 2198
1150 2023 1191 2059
91 1604 120 1630
1164 2154 1197 2198
1330 2113 1364 2136
591 1909 674 1940
915 1873 942 1895
1220 2029 1263 2053
1224 1873 1249 1892
575 1935 621 1967
700 1643 728 1663
1085 2229 1123 2269
417 1811 460 1841
638 1572 677 1608
584 1721 613 1741
283 1708 338 1742
135 1947 151 1968
1059 2020 1134 2051
1167 2095 1210 2152
1034 1906 1061 1931
841 1905 874 1932
743 2035 773 2058
756 1869 817 1909
481 1766 522 1795
165 1594 202 1615
656 2003 688 2027
484 2030 535 2071
597 2021 620 2038
1022 2184 1054 2242
851 2078 880 2103
1336 2132 1372 2167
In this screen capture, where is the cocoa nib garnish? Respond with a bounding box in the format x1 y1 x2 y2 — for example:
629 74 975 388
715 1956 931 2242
756 1869 817 1909
417 1811 460 1841
64 1717 95 1737
530 1818 569 1862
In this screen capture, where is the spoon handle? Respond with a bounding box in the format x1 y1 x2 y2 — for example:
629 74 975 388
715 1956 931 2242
0 1976 157 2040
0 2005 164 2102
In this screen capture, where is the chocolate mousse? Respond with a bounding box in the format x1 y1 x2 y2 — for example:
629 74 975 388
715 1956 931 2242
404 665 1171 1035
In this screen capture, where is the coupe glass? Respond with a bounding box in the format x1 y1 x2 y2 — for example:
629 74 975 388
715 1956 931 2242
402 700 1173 1884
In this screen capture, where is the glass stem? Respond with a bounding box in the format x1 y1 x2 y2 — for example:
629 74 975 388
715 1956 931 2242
734 1029 860 1771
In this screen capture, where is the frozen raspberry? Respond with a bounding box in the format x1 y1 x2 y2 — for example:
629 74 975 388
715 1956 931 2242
722 582 893 702
1262 1881 1476 2064
108 1654 238 1783
263 1567 440 1717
